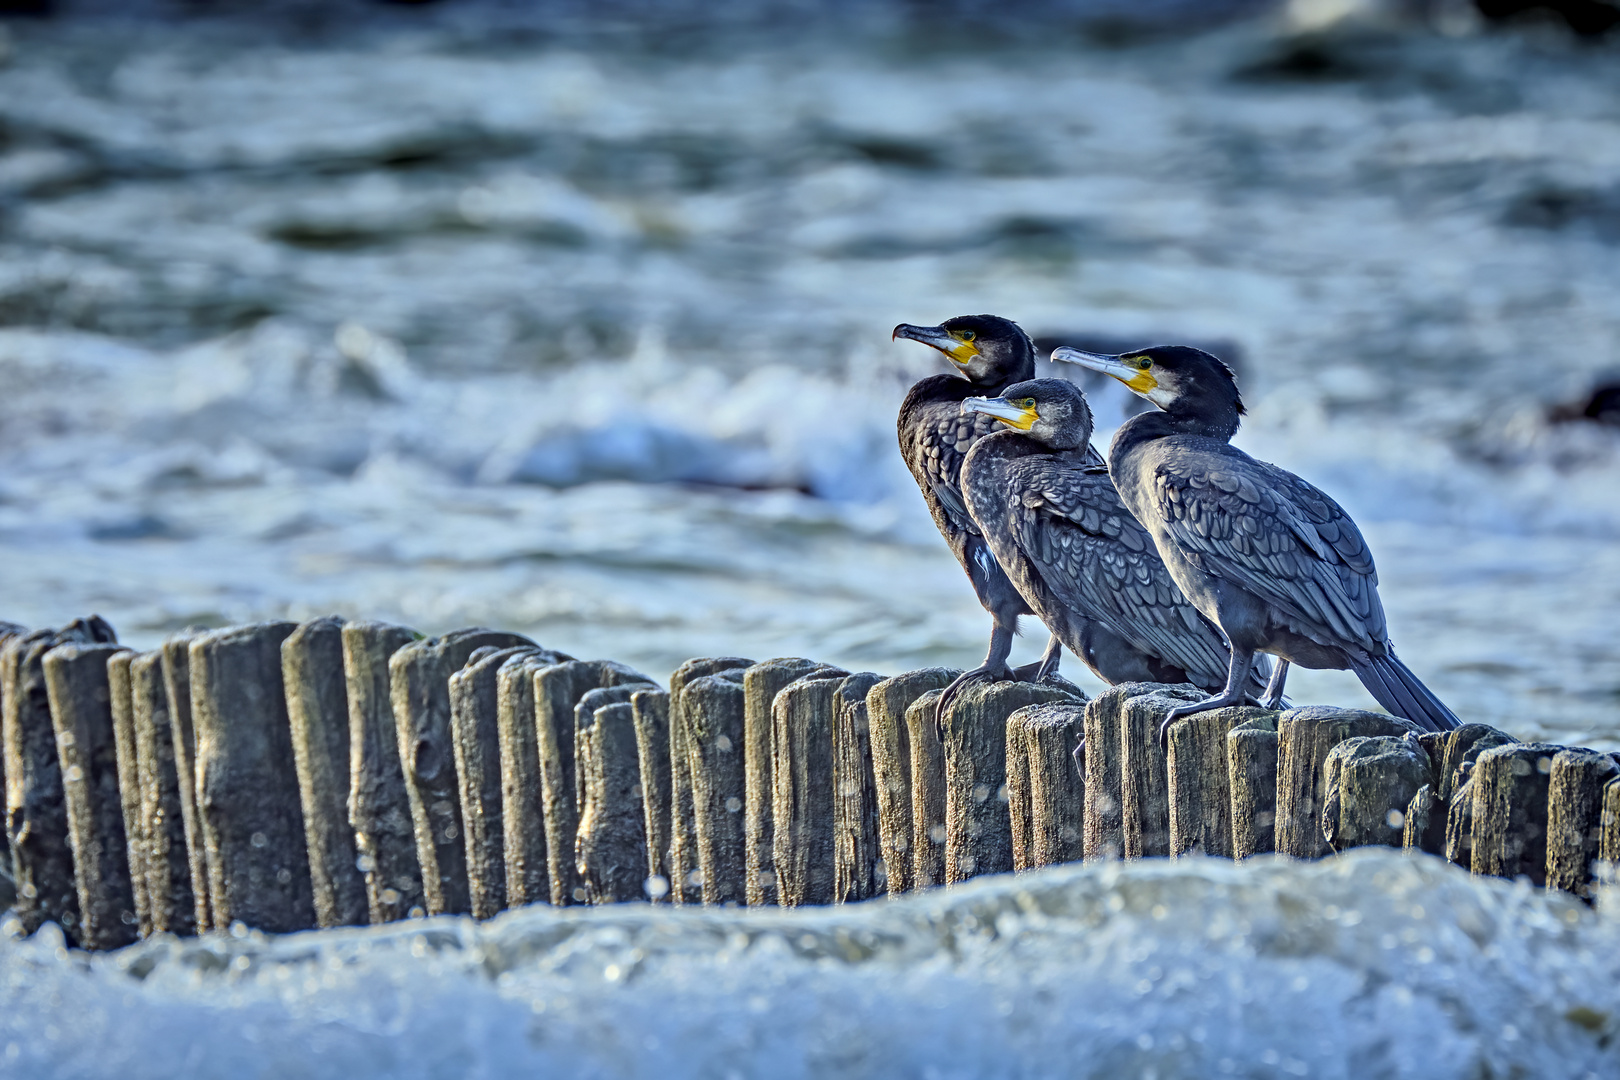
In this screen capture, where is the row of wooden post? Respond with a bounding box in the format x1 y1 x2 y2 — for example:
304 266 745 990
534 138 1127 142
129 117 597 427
3 616 1616 951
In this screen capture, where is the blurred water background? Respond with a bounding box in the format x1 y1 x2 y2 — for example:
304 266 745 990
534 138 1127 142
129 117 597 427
2 3 1619 735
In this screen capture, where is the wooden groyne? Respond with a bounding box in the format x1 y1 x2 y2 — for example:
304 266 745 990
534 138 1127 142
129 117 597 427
1 615 1615 948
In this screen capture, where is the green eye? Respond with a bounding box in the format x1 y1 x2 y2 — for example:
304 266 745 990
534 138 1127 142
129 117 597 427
959 330 976 342
1018 397 1036 408
1129 355 1152 370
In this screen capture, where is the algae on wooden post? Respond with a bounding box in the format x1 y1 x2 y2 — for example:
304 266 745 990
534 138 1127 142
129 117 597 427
1167 705 1274 858
942 680 1079 884
190 622 314 933
1275 707 1419 859
283 616 369 929
742 658 821 906
342 621 422 924
1227 712 1280 859
1319 735 1431 851
130 650 195 935
45 641 138 950
864 668 956 896
1470 742 1563 886
833 672 885 902
1544 748 1617 897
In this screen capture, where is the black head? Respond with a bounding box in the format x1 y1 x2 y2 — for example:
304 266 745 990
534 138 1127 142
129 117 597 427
892 314 1036 388
1050 343 1244 437
960 378 1094 451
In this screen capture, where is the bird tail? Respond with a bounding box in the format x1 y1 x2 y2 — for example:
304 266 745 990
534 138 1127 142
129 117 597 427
1349 651 1460 733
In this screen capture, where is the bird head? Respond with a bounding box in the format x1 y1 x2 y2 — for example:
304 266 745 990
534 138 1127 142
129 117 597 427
961 378 1094 451
892 314 1036 387
1049 344 1244 421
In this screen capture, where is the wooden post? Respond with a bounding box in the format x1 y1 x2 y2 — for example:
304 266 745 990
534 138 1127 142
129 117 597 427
106 651 151 936
864 668 956 896
282 616 369 929
1166 705 1275 858
1438 724 1517 804
1600 776 1620 875
1080 682 1164 861
576 696 653 904
1227 712 1281 859
666 658 752 906
942 681 1079 883
129 650 195 936
533 659 652 907
630 688 672 901
1319 735 1431 851
1402 785 1439 855
3 616 116 941
160 626 212 931
904 688 948 889
341 620 423 924
1006 702 1087 871
449 646 540 919
497 649 569 910
1470 742 1562 885
390 628 534 916
1544 748 1617 897
44 641 138 949
741 658 822 906
1120 686 1204 858
1445 773 1477 868
683 673 749 905
833 671 885 902
190 622 315 933
771 672 847 906
1275 707 1419 859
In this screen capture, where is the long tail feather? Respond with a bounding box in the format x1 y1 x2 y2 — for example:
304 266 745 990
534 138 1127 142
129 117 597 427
1350 651 1460 732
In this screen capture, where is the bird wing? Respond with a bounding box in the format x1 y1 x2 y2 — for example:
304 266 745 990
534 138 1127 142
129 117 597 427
900 398 1001 540
1003 457 1234 686
1150 450 1387 651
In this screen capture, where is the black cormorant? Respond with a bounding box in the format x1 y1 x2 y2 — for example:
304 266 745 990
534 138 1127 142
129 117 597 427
891 315 1073 712
959 378 1273 698
1051 344 1461 736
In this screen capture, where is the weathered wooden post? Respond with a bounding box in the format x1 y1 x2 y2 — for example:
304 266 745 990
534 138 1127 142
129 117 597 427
576 693 653 904
106 651 151 935
666 658 751 906
1006 702 1087 871
904 689 949 889
943 681 1079 884
342 620 422 924
3 616 117 941
390 628 533 916
1275 707 1419 859
1470 742 1563 885
160 627 212 931
742 658 821 906
1319 735 1431 851
190 622 315 933
864 668 956 896
497 649 569 910
1167 705 1275 858
1437 725 1517 868
129 650 195 935
283 616 369 929
771 671 848 906
1601 776 1620 874
833 671 885 902
1545 748 1618 897
1080 682 1162 861
1120 686 1204 858
44 641 138 949
630 688 672 900
1227 712 1280 858
684 672 749 905
450 645 541 918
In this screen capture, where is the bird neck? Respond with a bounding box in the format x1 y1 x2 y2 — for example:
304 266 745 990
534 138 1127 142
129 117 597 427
1111 406 1238 459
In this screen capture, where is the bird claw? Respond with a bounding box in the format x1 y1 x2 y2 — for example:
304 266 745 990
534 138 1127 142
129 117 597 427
934 663 1012 737
1009 659 1060 684
1071 737 1086 779
1157 701 1213 751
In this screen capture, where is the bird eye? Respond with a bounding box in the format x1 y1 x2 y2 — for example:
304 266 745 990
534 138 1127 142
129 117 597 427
1131 355 1152 370
1018 397 1036 408
958 330 976 342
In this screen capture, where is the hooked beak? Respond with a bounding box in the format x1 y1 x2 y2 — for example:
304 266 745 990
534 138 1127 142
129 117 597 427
893 323 980 369
1050 346 1158 396
962 395 1037 431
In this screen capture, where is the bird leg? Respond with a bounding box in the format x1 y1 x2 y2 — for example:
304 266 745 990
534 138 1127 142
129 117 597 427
936 623 1017 733
1158 645 1256 746
1011 634 1064 683
1260 657 1291 710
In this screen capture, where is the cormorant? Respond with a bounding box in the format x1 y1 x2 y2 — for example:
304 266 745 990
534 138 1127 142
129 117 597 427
892 316 1068 713
959 378 1273 698
1051 344 1461 736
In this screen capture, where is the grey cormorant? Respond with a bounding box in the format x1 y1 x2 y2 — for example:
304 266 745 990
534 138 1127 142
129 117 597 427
1052 344 1461 736
960 378 1273 698
892 316 1074 713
